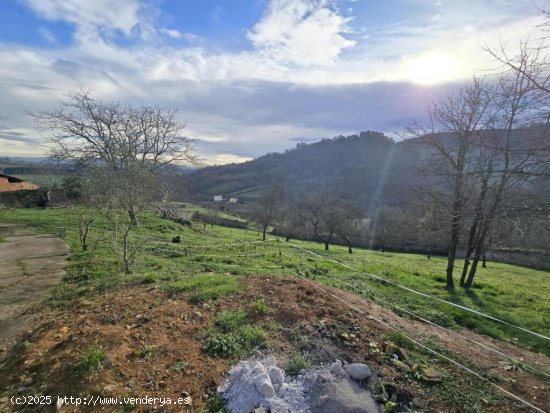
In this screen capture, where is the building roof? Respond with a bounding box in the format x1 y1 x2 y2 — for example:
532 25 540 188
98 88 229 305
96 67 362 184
0 172 40 193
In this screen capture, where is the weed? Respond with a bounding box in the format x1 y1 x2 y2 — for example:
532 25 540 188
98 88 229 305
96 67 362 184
295 335 310 350
382 332 413 349
73 346 105 376
215 309 247 332
141 274 158 284
253 298 268 314
204 392 228 413
202 330 240 358
240 325 266 350
132 345 156 359
286 351 310 375
171 360 189 373
263 320 281 331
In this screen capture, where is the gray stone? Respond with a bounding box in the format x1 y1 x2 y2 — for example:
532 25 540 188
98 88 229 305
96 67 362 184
391 359 411 373
344 363 372 380
420 366 442 383
396 348 410 364
310 374 380 413
268 366 284 390
253 372 275 397
229 366 243 384
251 361 267 375
330 361 345 375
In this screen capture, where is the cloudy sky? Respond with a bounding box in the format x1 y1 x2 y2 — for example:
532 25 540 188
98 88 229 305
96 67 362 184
0 0 546 163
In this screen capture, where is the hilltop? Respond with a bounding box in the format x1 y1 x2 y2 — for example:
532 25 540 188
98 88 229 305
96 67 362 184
189 131 422 209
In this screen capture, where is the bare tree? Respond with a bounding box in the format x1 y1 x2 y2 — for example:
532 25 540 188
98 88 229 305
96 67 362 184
335 203 363 254
255 184 285 241
31 89 198 226
408 77 497 289
31 90 199 273
296 192 348 251
460 46 550 287
484 8 549 96
274 207 301 242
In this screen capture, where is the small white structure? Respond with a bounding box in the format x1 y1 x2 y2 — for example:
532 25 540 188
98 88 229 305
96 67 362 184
229 197 239 204
213 195 224 202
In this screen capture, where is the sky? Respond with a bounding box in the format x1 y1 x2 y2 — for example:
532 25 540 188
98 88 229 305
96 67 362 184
0 0 546 164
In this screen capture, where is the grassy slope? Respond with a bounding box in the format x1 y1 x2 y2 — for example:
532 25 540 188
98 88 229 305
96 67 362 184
0 207 548 355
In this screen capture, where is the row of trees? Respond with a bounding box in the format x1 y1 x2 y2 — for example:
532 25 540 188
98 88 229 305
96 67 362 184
252 185 363 253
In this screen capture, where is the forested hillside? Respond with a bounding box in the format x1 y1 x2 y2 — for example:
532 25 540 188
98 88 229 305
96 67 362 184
189 131 422 209
189 128 550 269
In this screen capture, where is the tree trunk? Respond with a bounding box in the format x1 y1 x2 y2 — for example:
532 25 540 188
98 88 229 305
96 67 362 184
464 231 488 288
446 217 460 289
122 230 131 274
262 223 268 241
446 248 456 289
285 236 290 242
79 221 91 252
128 206 139 226
482 253 487 268
464 254 480 288
460 175 489 286
324 241 329 251
348 245 353 254
446 194 463 289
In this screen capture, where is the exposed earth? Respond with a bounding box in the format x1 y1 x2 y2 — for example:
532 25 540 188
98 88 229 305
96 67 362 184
0 224 70 349
0 275 548 412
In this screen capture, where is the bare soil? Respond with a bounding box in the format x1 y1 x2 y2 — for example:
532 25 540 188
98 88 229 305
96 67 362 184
0 276 548 413
0 224 70 349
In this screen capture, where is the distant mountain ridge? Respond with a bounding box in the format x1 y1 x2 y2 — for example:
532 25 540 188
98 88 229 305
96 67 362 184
189 131 422 209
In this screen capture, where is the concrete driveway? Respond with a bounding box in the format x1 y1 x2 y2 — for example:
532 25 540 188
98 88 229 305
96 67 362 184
0 224 70 348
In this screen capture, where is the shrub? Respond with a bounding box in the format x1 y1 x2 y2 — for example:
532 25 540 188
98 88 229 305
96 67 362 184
202 331 240 358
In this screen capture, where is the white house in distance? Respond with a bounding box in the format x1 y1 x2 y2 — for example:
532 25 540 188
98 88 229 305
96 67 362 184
213 195 224 202
229 197 238 204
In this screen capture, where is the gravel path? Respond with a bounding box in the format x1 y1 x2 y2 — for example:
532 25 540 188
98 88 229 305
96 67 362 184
0 224 70 349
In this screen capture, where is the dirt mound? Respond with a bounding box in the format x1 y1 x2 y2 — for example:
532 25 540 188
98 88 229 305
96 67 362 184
0 276 548 412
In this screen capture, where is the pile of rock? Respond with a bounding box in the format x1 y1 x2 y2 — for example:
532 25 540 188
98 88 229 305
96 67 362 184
218 357 380 413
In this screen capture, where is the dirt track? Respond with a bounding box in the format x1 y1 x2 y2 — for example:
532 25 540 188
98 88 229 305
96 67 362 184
0 224 70 348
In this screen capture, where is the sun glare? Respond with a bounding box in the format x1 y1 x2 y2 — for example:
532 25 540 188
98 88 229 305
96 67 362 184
404 51 463 85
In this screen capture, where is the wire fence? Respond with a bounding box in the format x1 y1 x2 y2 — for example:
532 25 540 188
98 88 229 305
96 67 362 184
143 236 549 411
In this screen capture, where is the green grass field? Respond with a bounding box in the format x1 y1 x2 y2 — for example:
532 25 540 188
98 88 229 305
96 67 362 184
0 207 548 356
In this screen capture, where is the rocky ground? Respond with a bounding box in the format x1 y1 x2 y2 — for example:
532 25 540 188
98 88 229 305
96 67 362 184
0 276 548 412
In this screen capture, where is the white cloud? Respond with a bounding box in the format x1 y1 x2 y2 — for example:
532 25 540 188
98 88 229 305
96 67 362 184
0 0 547 163
247 0 356 65
37 27 56 43
159 28 182 39
19 0 144 36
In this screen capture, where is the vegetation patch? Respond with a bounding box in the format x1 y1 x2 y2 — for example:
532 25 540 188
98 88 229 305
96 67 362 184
203 308 267 359
167 274 244 303
286 351 310 375
72 345 105 376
